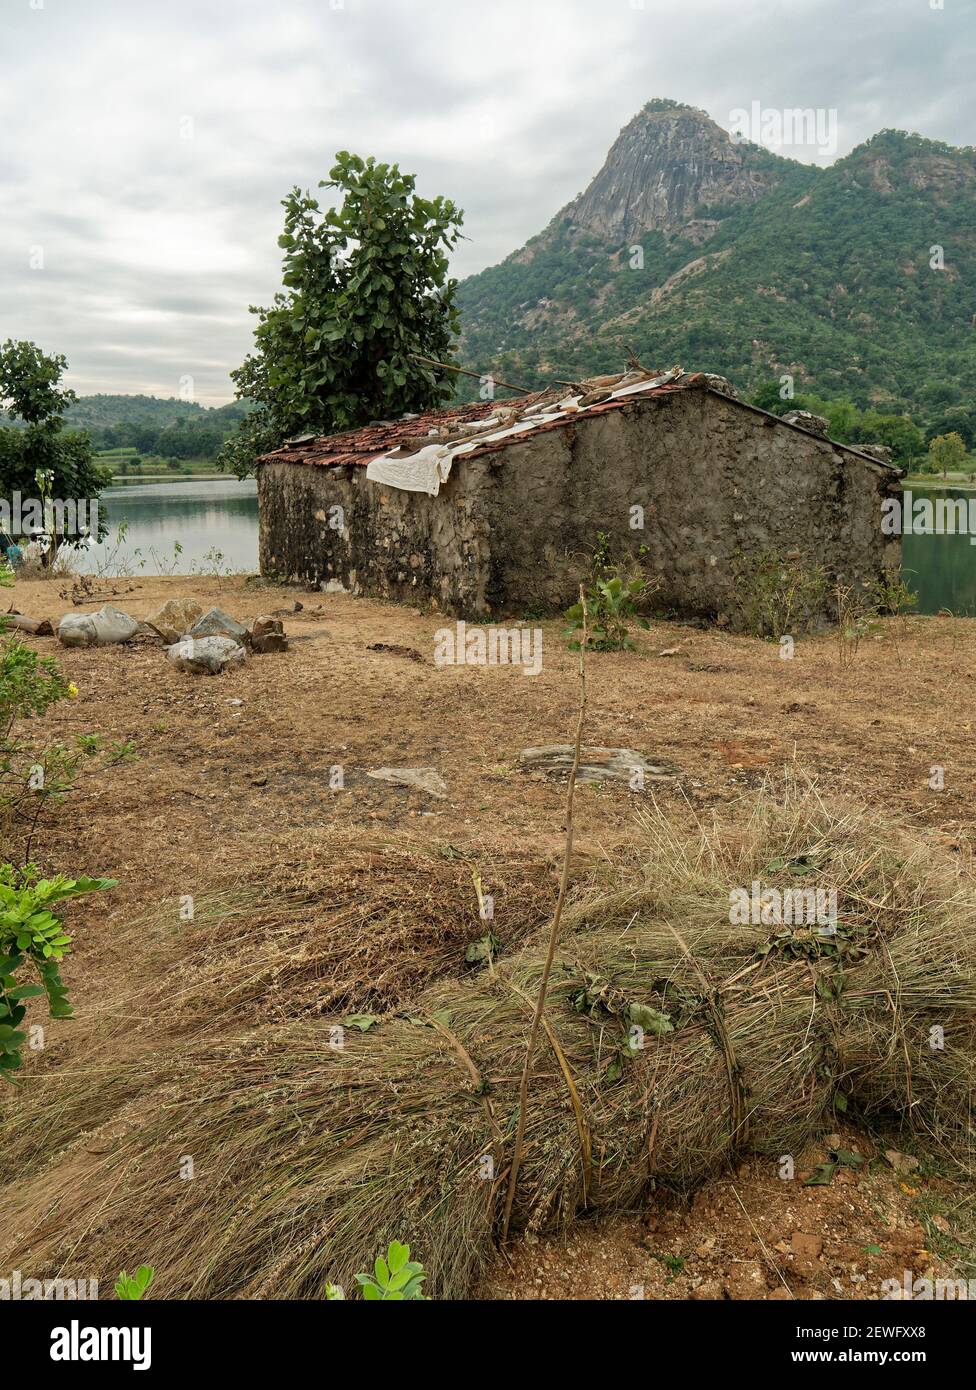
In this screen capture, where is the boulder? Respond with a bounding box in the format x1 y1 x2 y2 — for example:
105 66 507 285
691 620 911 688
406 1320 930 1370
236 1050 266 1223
147 597 204 644
58 605 139 648
250 615 288 654
698 372 738 399
187 607 249 644
165 636 246 676
857 442 895 465
91 605 140 645
783 409 830 438
58 613 98 648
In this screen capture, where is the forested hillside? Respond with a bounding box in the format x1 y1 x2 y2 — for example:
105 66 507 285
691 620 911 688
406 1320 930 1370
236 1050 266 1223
458 101 976 441
62 395 250 460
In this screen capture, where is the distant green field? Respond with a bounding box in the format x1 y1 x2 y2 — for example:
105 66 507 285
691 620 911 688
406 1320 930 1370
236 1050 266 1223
99 450 224 480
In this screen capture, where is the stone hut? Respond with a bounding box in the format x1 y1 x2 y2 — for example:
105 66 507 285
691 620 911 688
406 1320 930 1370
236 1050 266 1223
255 369 902 622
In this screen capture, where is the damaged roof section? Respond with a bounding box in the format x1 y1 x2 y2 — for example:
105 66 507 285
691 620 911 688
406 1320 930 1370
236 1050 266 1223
261 368 707 471
257 367 903 482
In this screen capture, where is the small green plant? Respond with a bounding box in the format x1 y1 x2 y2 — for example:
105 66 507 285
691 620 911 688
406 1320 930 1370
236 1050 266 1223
7 733 138 862
732 549 829 638
565 574 650 652
191 546 229 579
565 533 655 652
834 582 878 668
650 1251 686 1282
0 867 116 1078
0 635 72 731
355 1241 428 1300
871 571 918 618
0 601 136 858
115 1265 155 1300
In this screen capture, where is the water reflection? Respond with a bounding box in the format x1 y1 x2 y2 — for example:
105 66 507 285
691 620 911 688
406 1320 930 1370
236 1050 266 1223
77 478 259 575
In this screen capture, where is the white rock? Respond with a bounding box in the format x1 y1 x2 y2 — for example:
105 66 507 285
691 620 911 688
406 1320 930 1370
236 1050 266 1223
366 767 448 798
90 604 139 645
58 613 98 648
58 604 139 648
165 636 246 675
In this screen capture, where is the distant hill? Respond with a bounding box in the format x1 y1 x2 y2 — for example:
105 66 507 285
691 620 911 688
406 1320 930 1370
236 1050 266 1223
63 394 247 430
59 395 251 461
457 99 976 438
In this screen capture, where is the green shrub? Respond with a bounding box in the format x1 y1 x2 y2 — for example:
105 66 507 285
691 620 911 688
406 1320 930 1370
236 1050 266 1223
732 549 829 638
565 533 654 651
0 867 116 1078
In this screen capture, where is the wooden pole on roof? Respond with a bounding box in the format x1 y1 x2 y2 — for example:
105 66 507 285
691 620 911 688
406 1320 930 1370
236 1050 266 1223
408 353 535 397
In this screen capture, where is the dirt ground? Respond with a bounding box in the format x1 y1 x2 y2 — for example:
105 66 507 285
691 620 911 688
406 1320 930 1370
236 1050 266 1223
6 572 976 1300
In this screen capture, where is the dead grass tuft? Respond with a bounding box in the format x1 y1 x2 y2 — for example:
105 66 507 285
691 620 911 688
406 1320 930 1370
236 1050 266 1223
1 779 973 1300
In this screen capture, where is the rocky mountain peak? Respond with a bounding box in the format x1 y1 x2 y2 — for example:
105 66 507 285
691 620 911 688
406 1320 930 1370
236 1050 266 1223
563 98 791 243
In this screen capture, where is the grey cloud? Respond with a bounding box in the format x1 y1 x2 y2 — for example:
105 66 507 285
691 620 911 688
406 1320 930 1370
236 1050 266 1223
1 0 973 403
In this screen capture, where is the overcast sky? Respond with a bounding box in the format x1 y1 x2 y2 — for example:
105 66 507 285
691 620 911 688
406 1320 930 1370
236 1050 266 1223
1 0 973 405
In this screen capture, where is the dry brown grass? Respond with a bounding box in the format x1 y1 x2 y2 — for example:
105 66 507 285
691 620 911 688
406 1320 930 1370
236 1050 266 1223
1 778 973 1300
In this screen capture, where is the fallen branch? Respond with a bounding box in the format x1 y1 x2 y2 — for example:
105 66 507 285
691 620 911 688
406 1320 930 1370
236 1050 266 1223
408 353 535 397
4 611 54 636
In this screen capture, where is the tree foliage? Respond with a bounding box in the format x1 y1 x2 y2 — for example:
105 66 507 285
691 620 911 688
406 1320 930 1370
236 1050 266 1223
220 152 464 477
926 431 969 476
0 341 109 540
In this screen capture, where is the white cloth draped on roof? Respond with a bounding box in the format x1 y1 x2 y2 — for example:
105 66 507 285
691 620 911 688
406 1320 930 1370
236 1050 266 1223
365 443 454 497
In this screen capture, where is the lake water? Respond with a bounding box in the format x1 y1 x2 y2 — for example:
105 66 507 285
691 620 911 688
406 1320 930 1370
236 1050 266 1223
78 478 259 576
75 479 976 617
900 484 976 617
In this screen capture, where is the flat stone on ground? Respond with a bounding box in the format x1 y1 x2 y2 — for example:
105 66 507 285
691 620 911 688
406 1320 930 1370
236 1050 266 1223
517 745 678 783
366 767 448 798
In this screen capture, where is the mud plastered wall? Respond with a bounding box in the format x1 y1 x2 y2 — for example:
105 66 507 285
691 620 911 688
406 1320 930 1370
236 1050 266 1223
258 389 900 621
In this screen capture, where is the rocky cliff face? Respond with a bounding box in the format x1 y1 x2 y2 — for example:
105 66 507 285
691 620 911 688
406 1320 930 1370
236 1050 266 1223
458 106 976 419
562 100 790 242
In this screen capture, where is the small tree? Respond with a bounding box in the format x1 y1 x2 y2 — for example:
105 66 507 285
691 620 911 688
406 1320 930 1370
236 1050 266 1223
927 431 968 478
219 153 464 478
0 341 109 554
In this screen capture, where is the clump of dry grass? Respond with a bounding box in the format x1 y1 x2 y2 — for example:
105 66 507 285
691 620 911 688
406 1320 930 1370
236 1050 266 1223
1 780 973 1299
0 828 557 1183
133 829 558 1028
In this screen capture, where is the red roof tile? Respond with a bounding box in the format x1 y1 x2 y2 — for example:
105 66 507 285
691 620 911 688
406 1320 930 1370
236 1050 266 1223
255 373 900 474
258 398 510 470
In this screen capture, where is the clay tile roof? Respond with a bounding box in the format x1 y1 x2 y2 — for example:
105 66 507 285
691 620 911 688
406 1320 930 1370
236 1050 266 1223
258 398 517 470
256 371 704 470
254 370 900 475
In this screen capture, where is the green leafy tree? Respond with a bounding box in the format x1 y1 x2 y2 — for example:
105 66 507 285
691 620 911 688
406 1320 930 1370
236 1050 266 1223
927 431 968 477
219 153 464 478
854 411 924 468
0 341 75 424
0 341 109 550
926 404 975 450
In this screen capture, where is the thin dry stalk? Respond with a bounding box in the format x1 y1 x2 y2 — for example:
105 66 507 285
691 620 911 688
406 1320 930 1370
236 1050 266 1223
501 584 588 1241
